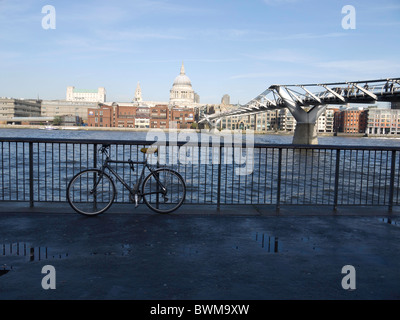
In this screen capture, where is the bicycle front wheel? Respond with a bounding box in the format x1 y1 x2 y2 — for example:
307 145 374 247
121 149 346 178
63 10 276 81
67 169 116 216
142 168 186 214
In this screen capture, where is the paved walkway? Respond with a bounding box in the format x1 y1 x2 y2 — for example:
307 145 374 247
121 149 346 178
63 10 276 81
0 203 399 300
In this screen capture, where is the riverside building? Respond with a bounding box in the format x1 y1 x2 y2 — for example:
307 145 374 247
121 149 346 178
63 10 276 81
66 86 106 103
334 107 368 134
0 98 42 124
367 107 400 135
87 104 195 129
41 100 97 122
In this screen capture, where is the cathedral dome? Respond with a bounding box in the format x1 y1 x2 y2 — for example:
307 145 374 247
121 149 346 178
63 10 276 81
172 63 192 87
170 62 196 105
173 74 192 87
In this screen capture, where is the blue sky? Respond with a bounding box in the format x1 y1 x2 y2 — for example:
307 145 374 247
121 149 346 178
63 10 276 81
0 0 399 104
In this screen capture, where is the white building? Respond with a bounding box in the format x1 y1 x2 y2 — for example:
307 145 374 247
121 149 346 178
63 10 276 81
169 62 199 106
317 107 336 133
0 98 41 120
218 107 338 133
66 86 106 103
41 100 97 121
283 109 296 132
135 118 150 129
367 108 400 135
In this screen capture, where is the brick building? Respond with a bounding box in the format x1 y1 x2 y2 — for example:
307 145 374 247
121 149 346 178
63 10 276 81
87 104 114 128
170 107 195 129
150 105 170 129
334 108 368 134
87 104 194 129
115 104 136 128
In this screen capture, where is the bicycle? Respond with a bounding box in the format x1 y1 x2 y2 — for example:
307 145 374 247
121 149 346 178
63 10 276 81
67 144 186 216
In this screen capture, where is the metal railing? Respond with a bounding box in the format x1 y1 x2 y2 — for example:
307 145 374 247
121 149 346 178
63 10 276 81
0 137 399 212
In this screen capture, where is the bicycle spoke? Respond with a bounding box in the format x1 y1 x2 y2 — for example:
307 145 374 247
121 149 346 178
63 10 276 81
142 169 186 213
67 170 115 216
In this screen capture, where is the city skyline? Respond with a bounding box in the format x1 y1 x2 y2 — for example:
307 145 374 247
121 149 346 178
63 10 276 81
0 0 399 104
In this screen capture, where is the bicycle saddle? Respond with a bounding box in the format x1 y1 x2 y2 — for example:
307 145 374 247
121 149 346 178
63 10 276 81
140 147 158 154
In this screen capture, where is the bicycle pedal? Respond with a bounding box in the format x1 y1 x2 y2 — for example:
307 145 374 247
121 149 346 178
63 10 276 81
134 194 142 208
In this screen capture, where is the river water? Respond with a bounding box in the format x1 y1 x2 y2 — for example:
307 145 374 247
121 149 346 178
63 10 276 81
0 128 399 207
0 128 399 147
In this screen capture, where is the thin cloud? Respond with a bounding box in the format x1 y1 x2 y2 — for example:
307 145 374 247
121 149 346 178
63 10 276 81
195 28 348 42
229 71 314 80
366 4 400 11
263 0 299 5
99 30 186 41
243 49 313 63
278 32 348 40
55 36 128 53
60 0 212 23
230 73 272 80
314 59 400 74
185 58 241 63
131 0 213 14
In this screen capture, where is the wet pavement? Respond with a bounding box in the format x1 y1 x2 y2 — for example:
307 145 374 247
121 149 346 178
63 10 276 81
0 202 400 300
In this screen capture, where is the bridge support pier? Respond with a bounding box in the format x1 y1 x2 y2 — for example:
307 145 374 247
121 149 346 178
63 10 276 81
272 85 326 145
292 122 318 145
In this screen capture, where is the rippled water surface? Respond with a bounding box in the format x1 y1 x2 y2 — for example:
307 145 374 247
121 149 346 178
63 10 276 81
0 128 399 206
0 128 400 146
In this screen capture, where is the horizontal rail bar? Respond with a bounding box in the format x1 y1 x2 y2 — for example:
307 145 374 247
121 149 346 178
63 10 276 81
0 137 399 152
288 78 400 87
0 139 398 210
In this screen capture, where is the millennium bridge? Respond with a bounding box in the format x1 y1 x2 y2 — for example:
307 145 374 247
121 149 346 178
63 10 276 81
199 78 400 144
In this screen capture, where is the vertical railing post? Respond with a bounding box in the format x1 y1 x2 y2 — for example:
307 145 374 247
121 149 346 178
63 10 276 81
93 143 98 207
93 143 98 169
389 150 396 212
217 145 222 211
29 142 34 208
156 146 160 210
276 148 282 213
333 149 341 212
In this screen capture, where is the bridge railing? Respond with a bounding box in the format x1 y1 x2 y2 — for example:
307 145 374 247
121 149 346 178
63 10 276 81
304 81 400 101
0 137 399 212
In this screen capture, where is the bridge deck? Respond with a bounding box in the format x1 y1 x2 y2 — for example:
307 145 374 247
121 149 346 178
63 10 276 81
201 77 400 124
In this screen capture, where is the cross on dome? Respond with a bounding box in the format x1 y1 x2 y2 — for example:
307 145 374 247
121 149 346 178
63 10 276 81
180 62 185 75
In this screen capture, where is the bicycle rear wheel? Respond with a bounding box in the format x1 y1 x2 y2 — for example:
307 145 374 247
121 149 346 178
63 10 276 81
142 168 186 214
67 169 116 216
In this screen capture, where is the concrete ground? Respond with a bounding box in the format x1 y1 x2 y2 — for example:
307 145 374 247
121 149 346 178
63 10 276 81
0 202 400 301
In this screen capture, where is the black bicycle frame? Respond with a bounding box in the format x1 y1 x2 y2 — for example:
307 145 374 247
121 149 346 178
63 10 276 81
97 156 166 197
